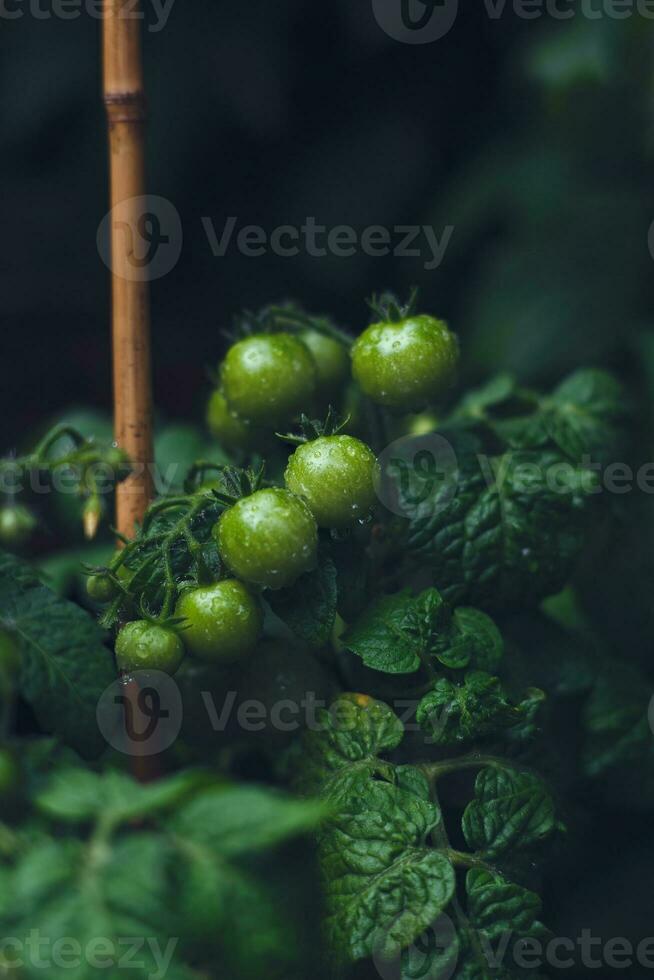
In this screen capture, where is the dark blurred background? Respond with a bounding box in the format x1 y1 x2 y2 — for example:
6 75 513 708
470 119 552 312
4 1 654 449
4 7 654 974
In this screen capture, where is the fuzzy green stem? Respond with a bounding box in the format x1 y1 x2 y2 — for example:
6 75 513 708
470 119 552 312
420 754 509 783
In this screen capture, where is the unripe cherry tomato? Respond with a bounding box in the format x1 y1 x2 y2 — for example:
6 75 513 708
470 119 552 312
284 435 377 529
214 488 318 589
0 505 36 550
221 333 317 426
115 621 185 675
351 315 459 411
298 329 350 403
86 573 118 604
206 389 263 452
175 580 263 664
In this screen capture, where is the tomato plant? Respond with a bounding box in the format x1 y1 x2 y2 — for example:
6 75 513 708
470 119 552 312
0 295 645 980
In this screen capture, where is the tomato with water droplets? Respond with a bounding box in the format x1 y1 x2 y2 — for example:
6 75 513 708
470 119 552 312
221 333 317 426
351 315 458 411
214 488 318 589
284 435 377 529
175 580 263 664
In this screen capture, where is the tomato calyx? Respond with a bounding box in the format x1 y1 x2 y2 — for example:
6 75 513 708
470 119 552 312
264 303 353 348
203 463 267 508
366 286 419 324
226 302 353 348
276 407 349 446
222 303 285 344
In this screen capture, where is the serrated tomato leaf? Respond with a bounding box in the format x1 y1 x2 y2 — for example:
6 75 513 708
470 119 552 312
36 768 208 825
294 693 404 800
342 589 437 674
416 672 532 747
462 766 560 859
295 694 456 965
456 869 549 978
0 551 115 757
343 587 504 676
405 432 591 611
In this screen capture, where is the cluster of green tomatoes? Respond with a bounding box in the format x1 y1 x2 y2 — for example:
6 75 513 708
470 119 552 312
88 301 459 677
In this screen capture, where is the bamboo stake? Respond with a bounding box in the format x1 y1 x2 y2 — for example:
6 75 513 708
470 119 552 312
103 1 161 783
103 0 154 539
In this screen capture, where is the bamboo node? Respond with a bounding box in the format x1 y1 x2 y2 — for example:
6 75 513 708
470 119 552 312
104 93 147 123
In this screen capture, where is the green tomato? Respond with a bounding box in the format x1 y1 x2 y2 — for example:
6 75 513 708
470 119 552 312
206 389 263 452
86 573 118 604
298 329 350 402
115 621 185 675
221 333 317 426
0 505 36 550
175 580 263 664
284 435 377 529
214 488 318 589
351 315 459 411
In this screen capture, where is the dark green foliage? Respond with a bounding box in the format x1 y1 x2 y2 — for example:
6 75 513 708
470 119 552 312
0 765 324 980
0 552 115 757
294 694 559 975
402 368 626 611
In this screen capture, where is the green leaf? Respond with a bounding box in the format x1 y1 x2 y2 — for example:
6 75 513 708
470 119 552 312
0 551 115 757
267 551 337 649
3 833 193 980
295 693 404 800
416 672 529 747
405 432 591 611
37 768 207 826
343 589 444 674
432 607 504 672
170 784 325 857
530 368 625 461
167 783 322 978
171 839 308 979
343 587 503 676
462 766 559 858
295 695 456 965
3 777 323 980
452 373 519 420
456 869 549 978
465 868 548 943
320 779 456 963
